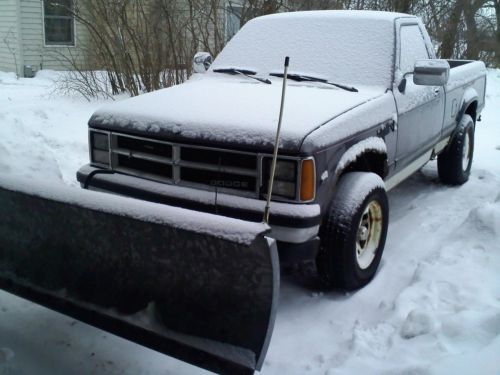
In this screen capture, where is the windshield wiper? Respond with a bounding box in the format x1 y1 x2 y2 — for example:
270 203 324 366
213 68 272 85
270 73 357 92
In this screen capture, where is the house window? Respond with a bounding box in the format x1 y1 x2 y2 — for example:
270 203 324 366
43 0 75 46
226 3 242 41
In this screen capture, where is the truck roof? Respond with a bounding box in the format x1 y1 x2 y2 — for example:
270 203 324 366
258 10 416 23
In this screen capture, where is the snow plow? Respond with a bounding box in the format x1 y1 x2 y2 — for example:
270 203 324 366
0 176 279 375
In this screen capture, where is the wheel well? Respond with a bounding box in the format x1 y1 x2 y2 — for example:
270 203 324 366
465 101 477 123
340 151 388 179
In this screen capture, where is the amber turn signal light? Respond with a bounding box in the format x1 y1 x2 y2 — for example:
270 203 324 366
300 159 315 201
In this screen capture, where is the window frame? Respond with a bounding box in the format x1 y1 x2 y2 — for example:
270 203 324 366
42 0 76 47
396 22 431 75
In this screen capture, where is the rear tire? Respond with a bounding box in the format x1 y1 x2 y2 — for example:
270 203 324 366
437 114 474 185
316 172 389 290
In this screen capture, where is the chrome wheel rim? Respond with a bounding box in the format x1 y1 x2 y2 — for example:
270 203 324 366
356 200 383 270
462 131 470 171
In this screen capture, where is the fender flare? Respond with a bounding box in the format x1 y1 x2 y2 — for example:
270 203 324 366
334 137 388 179
450 87 478 145
457 87 479 123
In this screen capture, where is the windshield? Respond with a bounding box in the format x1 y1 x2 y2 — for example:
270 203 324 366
210 11 395 89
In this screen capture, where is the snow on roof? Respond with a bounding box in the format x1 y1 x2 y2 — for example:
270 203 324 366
258 10 415 22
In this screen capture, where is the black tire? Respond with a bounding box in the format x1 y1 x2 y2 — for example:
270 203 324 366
316 172 389 290
437 114 474 185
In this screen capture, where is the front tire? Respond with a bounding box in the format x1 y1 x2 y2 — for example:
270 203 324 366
316 172 389 290
437 114 474 185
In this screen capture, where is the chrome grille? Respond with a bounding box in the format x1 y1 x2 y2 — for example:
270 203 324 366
109 133 259 196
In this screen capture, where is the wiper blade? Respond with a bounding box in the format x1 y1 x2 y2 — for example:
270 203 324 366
270 73 358 92
213 68 272 84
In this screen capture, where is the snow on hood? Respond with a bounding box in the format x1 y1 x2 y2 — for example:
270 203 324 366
89 75 385 153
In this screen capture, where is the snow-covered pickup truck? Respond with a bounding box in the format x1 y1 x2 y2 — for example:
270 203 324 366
77 10 487 290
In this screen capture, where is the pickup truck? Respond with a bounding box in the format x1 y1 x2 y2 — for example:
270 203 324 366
77 10 487 290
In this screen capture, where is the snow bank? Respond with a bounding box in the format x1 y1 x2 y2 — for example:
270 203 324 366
0 71 104 187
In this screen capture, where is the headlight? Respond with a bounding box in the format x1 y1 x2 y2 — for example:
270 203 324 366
272 180 296 198
262 158 298 199
90 131 110 166
274 160 296 182
92 132 109 151
262 157 316 201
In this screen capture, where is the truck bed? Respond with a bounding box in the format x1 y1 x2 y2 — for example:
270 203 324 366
443 60 487 135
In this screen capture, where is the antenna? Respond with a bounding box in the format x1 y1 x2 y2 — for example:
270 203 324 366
264 56 290 224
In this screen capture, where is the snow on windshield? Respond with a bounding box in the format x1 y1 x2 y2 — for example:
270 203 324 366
211 11 398 89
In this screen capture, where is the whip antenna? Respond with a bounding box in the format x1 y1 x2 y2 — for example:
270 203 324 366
264 56 290 224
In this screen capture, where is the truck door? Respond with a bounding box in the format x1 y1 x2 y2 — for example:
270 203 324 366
393 22 445 168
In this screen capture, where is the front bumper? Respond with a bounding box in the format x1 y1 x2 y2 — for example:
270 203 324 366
77 165 322 245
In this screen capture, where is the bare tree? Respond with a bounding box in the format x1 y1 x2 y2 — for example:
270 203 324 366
56 0 196 97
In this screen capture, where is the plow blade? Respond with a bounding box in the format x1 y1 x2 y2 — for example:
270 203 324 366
0 177 279 374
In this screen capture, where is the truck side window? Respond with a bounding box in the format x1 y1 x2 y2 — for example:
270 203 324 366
399 25 429 74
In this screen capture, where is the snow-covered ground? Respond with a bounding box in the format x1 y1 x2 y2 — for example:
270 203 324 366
0 69 499 374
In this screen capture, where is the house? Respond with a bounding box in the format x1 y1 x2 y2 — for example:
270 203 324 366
0 0 88 77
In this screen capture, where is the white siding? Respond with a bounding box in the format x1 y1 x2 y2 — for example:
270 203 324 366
20 0 90 73
0 0 21 75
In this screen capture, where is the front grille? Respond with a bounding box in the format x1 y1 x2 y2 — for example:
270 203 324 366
117 155 173 179
181 168 256 192
181 147 256 169
110 133 259 196
117 136 172 158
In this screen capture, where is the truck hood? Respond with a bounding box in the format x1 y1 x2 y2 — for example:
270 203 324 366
89 75 385 153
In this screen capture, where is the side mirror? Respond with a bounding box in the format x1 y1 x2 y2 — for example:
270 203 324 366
413 59 450 86
192 52 213 74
